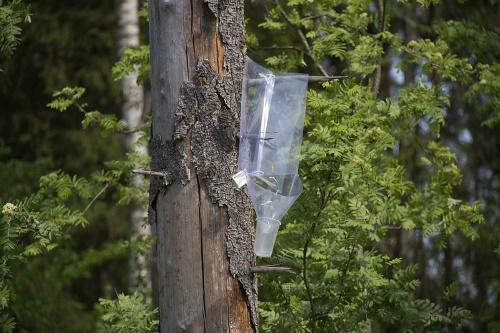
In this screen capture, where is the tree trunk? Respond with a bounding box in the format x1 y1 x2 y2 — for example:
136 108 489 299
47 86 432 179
117 0 150 291
148 1 257 332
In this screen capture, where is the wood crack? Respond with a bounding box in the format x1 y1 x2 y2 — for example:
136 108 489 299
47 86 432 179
190 0 196 70
197 175 208 333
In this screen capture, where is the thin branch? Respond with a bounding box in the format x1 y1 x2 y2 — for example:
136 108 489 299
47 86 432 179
314 243 357 322
132 169 165 177
303 221 318 333
385 225 423 231
386 225 402 230
301 14 333 21
302 190 330 333
378 0 387 35
75 102 87 114
335 244 356 304
133 169 169 186
274 0 329 77
83 182 111 215
250 266 296 274
254 45 307 53
74 102 146 136
123 128 144 135
309 75 349 82
251 46 349 81
247 75 348 86
372 0 387 96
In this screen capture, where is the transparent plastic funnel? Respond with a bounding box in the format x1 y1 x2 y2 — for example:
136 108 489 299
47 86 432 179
237 57 308 257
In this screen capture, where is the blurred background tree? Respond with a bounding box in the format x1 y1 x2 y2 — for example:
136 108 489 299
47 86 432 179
0 0 498 332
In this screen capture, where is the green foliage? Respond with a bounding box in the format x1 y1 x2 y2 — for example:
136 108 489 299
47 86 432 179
0 173 91 330
466 63 500 127
347 36 383 78
0 315 15 333
0 1 148 331
82 111 126 132
138 0 148 21
401 39 473 82
265 52 305 73
258 79 480 331
112 45 150 84
96 292 158 333
251 0 491 331
10 245 124 333
398 84 447 135
0 0 30 69
434 20 500 63
47 87 153 140
46 86 86 112
0 85 150 331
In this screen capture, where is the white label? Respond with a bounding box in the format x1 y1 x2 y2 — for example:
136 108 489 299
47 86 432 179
232 170 247 188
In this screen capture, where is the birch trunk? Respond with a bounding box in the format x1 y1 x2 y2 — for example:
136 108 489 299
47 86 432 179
148 0 258 332
117 0 149 290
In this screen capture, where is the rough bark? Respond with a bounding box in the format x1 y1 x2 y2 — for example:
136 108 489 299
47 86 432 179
148 0 257 332
117 0 149 290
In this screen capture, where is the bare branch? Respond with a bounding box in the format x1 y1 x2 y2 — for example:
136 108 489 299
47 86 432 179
308 75 349 82
132 169 165 177
247 75 349 85
83 182 111 215
372 0 387 96
301 189 331 333
75 102 87 114
250 265 296 274
132 169 169 186
254 45 306 53
301 14 332 21
123 128 144 135
273 0 329 77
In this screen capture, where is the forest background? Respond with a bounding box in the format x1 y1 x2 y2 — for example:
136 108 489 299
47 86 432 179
0 0 499 332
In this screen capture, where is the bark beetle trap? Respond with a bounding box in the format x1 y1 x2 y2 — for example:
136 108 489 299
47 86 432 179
233 57 308 257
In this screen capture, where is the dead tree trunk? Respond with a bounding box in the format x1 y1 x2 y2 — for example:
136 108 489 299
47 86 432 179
148 1 257 332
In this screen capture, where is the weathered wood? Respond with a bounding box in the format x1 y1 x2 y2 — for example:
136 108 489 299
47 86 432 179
148 0 256 332
199 184 253 332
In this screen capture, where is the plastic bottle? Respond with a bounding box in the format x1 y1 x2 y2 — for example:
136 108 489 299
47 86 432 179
236 57 308 257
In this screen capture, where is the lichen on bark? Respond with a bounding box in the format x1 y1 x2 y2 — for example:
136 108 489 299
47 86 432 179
174 60 259 330
196 60 258 327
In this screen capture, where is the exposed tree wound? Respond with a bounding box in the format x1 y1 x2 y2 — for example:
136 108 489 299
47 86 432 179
204 0 246 82
185 0 258 328
148 60 258 330
174 60 258 330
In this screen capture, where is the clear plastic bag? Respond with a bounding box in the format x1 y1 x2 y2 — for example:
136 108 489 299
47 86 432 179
236 57 308 257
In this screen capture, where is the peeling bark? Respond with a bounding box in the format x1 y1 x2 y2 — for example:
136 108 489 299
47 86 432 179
148 0 256 332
